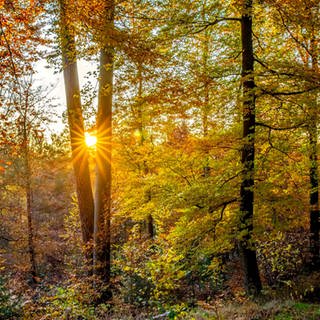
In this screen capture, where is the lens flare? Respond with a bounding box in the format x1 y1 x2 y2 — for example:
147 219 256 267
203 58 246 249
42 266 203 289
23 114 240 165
85 132 97 147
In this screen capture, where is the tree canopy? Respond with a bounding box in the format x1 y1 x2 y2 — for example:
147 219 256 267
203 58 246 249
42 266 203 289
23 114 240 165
1 0 320 319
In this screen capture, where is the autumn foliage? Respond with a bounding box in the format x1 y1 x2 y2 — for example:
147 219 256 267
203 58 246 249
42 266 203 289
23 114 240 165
1 0 320 319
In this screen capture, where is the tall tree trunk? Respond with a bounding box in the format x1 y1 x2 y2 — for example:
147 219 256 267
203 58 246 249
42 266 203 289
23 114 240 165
239 0 262 296
22 92 37 281
201 2 210 178
309 115 319 267
309 29 319 267
136 63 154 239
26 157 36 280
94 0 114 292
59 0 94 245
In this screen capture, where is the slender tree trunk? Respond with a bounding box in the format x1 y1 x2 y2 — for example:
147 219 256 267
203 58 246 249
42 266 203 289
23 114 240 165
309 31 319 267
94 0 114 292
136 63 154 239
147 213 154 238
309 116 319 266
239 0 262 296
22 97 37 281
201 4 210 178
59 0 94 245
26 165 36 280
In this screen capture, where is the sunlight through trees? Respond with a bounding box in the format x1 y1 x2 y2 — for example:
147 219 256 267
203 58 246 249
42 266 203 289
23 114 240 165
1 0 320 318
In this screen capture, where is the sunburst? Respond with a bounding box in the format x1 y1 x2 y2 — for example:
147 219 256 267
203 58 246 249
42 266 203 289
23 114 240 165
85 132 97 147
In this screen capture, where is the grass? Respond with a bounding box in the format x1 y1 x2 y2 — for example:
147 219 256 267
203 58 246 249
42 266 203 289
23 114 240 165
168 300 320 320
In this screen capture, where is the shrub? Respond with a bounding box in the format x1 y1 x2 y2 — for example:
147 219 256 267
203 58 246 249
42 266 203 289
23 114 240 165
257 231 306 286
0 276 21 319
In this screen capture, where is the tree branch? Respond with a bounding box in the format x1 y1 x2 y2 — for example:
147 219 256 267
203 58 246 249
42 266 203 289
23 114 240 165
256 121 306 131
266 127 297 161
259 86 319 96
191 198 238 248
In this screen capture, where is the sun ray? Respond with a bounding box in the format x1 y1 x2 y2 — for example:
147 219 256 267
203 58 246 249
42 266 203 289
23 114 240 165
85 132 97 147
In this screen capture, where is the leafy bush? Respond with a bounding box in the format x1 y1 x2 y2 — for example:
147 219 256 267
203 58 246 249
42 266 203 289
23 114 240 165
0 276 21 319
114 237 156 306
257 231 306 286
23 283 99 319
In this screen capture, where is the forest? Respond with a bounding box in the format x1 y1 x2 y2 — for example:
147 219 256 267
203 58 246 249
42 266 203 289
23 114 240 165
1 0 320 319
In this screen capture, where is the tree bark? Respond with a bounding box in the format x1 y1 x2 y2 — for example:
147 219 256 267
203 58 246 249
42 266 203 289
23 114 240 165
23 89 37 281
59 0 94 245
94 0 114 291
26 160 37 280
136 63 154 239
309 29 319 267
201 2 211 178
239 0 262 296
309 116 319 267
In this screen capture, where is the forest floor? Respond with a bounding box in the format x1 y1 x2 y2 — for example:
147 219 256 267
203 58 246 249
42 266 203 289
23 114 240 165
198 300 320 320
5 288 320 319
3 271 320 319
109 300 320 319
83 299 320 319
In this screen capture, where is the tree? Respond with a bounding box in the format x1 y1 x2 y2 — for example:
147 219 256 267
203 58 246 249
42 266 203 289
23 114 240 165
263 0 320 267
21 78 38 282
238 0 262 295
58 0 94 247
93 0 114 293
